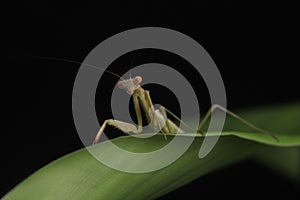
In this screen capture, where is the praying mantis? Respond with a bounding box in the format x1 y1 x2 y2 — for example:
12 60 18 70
93 75 278 144
12 55 278 143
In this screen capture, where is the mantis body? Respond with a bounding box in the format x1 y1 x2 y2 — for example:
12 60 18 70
11 55 277 143
93 75 278 144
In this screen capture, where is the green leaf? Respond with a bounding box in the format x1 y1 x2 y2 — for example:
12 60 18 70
4 102 300 199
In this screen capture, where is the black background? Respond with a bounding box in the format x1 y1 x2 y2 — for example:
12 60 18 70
3 0 300 199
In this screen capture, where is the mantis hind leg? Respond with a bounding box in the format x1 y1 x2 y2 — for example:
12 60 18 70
197 104 279 141
158 106 170 140
93 119 140 144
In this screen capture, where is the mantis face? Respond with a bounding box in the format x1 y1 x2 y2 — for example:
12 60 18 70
117 76 142 95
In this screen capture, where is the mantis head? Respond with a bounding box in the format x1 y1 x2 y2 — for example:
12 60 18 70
117 76 142 95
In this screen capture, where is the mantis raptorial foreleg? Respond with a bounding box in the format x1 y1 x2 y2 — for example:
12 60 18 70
93 85 168 144
93 119 140 144
93 96 145 144
133 94 143 133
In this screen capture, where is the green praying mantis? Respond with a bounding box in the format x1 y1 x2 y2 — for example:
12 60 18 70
93 75 279 144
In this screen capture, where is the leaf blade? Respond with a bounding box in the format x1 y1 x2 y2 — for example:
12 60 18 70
4 102 300 199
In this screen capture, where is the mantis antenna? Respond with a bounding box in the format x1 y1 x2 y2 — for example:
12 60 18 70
10 55 125 80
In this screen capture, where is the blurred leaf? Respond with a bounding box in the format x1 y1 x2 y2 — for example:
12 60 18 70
4 102 300 199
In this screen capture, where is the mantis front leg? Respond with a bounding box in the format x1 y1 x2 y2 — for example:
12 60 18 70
93 90 171 144
93 119 140 144
93 94 144 144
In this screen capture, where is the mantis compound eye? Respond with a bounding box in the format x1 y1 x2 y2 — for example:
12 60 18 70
117 81 124 89
133 76 142 84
